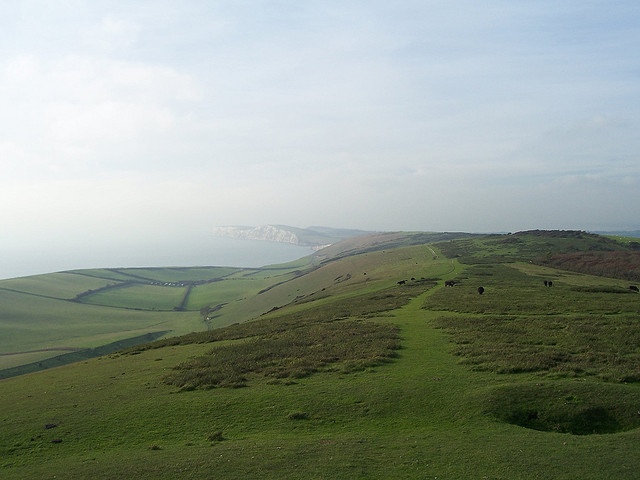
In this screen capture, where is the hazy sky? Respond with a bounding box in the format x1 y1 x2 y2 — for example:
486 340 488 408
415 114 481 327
1 1 639 269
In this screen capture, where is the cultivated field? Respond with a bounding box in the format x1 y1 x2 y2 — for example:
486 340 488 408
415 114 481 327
0 264 304 375
1 230 639 478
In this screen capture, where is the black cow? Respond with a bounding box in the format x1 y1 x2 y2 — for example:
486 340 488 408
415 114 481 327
444 280 455 287
630 285 639 293
397 280 406 285
477 286 485 295
548 281 553 287
544 280 548 287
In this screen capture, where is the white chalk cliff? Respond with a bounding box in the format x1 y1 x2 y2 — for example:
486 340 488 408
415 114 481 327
213 224 370 249
213 225 302 245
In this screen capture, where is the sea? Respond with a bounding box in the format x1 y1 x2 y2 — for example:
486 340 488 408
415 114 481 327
0 236 315 280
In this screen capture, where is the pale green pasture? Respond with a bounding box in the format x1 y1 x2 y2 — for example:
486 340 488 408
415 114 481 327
109 266 242 283
0 289 201 355
0 272 115 299
186 278 278 310
210 245 452 328
188 266 320 321
80 284 187 310
0 265 307 371
66 269 141 281
0 350 69 370
229 265 307 281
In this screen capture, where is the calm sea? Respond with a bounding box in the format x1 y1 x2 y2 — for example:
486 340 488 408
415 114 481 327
0 237 314 280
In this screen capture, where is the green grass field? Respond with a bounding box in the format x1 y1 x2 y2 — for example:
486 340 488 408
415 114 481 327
1 230 639 478
79 283 189 310
0 272 115 300
0 264 307 372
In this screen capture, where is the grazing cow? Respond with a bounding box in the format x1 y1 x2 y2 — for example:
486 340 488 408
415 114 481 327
477 286 485 295
544 280 548 287
548 281 553 287
397 280 406 285
445 280 455 287
630 285 639 293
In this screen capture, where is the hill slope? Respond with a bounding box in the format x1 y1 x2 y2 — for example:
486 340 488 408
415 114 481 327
1 230 640 479
0 231 468 377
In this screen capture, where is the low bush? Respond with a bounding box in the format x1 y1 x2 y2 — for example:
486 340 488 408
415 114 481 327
125 284 428 354
164 319 401 390
434 315 640 382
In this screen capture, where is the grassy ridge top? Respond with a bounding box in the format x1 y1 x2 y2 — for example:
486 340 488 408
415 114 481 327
434 229 635 263
1 230 640 478
436 229 640 281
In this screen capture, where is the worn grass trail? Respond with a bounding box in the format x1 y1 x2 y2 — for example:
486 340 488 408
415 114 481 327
391 290 640 479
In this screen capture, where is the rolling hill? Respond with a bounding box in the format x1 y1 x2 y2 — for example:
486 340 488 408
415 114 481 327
1 230 639 479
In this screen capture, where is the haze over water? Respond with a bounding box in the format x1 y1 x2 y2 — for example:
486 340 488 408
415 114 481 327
0 237 313 280
1 1 638 256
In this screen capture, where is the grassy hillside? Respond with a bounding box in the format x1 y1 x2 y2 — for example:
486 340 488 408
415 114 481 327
0 264 306 375
1 230 640 478
1 233 448 376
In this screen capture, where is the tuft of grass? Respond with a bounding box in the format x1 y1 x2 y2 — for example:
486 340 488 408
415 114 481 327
207 431 225 442
287 412 310 420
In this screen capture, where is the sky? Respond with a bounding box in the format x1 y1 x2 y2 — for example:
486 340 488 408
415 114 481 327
1 1 639 275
